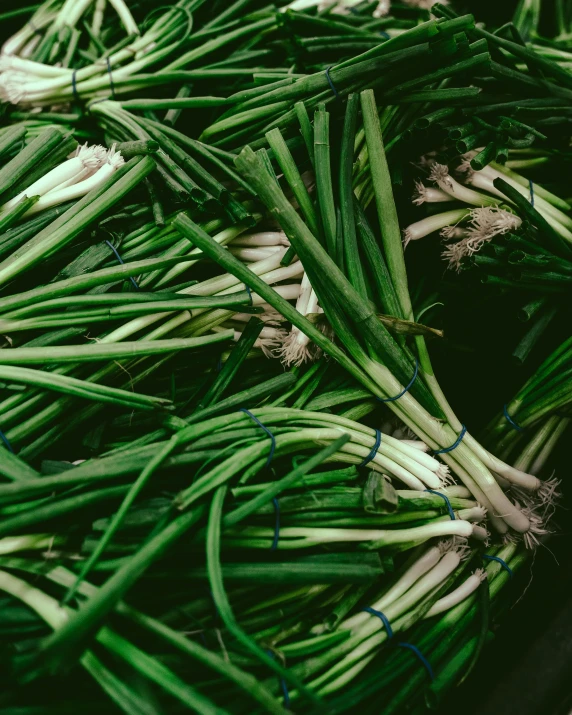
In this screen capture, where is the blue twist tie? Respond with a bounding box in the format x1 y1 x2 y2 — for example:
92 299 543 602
377 359 419 403
359 429 381 468
425 489 455 520
397 642 434 681
106 57 116 99
362 607 393 638
104 240 139 289
432 425 466 455
325 66 339 99
503 404 524 432
239 408 276 467
529 179 534 207
483 554 513 578
266 650 290 707
379 30 391 39
271 497 280 551
71 69 80 102
0 428 14 453
244 283 253 305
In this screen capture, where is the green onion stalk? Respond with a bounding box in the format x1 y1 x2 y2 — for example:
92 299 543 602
192 100 554 540
0 242 307 457
0 2 187 106
406 152 572 271
483 335 572 464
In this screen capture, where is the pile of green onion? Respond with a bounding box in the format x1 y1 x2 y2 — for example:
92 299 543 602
0 0 567 712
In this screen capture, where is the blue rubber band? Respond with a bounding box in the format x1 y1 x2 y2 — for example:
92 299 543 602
88 98 109 108
266 650 290 707
106 58 116 99
71 69 79 102
104 240 139 290
239 408 276 467
0 429 14 453
244 284 253 305
425 489 456 520
362 607 394 638
325 66 339 99
503 404 524 432
280 677 290 708
359 429 381 468
397 642 434 681
379 30 391 39
432 425 467 455
529 179 534 207
271 497 280 551
483 554 513 578
216 353 223 372
377 359 419 403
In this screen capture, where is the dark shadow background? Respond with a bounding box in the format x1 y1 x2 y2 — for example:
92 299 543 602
413 2 572 714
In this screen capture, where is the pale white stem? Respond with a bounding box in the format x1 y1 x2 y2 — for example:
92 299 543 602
442 485 472 499
403 209 471 245
228 246 281 262
107 0 140 36
0 569 68 629
0 534 59 554
54 0 93 31
342 546 442 630
457 506 487 522
466 169 572 236
464 435 540 492
48 165 98 192
24 148 124 216
429 163 499 207
280 271 319 366
399 440 428 450
264 521 474 546
412 181 452 205
92 0 106 35
231 311 282 325
1 4 58 56
337 443 429 491
253 284 301 303
312 549 461 691
0 56 69 78
2 148 100 210
231 231 289 247
19 36 41 60
425 568 487 617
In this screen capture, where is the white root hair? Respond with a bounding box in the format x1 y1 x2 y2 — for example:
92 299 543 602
412 180 452 206
473 567 487 583
403 227 414 249
537 476 561 519
440 225 470 240
428 162 454 191
438 536 471 560
442 207 522 270
105 144 125 169
279 328 316 366
436 465 455 487
254 329 289 359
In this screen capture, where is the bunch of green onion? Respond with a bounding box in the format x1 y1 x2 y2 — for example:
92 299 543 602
0 0 566 713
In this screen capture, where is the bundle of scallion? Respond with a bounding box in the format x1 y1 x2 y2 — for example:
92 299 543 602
0 0 567 713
